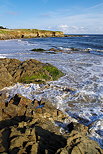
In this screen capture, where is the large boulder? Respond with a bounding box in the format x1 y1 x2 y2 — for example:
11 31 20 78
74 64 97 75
0 58 64 90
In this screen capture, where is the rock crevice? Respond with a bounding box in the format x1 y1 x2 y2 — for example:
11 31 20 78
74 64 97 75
0 94 103 153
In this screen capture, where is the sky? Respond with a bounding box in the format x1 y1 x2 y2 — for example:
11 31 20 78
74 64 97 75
0 0 103 34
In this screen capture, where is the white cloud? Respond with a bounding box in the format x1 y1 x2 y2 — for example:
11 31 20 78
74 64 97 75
87 2 103 10
57 25 88 34
59 25 68 28
46 24 88 34
58 25 69 33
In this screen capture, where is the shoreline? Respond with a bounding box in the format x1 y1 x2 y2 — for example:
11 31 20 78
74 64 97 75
0 28 86 40
1 36 103 153
0 58 103 152
0 87 103 153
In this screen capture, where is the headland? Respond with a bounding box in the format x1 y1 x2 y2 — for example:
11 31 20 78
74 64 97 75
0 29 64 40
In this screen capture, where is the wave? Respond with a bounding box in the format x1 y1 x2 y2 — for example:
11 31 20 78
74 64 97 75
17 39 40 47
58 47 103 55
2 81 103 148
78 41 103 49
0 54 6 58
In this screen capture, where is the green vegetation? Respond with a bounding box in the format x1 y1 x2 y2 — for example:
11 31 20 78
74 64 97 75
20 72 51 84
0 28 64 40
43 64 64 80
20 64 64 84
0 29 62 33
0 29 9 34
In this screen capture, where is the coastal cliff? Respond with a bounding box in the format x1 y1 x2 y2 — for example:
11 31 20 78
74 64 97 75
0 29 64 40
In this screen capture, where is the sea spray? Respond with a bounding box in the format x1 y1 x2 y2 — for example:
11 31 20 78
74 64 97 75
2 80 103 148
0 35 103 148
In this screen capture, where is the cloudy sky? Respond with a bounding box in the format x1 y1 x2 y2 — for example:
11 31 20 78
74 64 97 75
0 0 103 34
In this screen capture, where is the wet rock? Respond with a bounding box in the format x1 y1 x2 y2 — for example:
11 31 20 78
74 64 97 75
31 48 46 52
0 95 68 153
0 95 102 153
0 91 8 103
0 58 64 90
49 48 64 52
0 64 14 90
56 130 103 154
73 123 88 135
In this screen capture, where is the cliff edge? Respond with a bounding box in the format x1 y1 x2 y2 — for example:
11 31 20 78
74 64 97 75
0 29 64 40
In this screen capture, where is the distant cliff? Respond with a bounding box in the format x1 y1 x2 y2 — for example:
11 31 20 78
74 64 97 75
0 29 64 40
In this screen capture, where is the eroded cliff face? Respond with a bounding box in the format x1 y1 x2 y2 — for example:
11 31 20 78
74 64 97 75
0 29 64 40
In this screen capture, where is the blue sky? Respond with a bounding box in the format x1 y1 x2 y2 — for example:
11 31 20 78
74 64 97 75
0 0 103 34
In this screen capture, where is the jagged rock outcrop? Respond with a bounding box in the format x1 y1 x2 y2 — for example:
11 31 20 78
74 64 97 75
56 130 103 154
0 94 69 153
0 94 103 153
0 63 14 90
0 58 64 90
0 29 64 40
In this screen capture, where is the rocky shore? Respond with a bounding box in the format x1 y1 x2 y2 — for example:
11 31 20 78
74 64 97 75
0 94 103 154
0 29 64 40
0 58 64 90
0 58 103 153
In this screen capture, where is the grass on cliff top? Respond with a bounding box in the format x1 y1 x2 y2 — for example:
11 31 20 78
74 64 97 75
20 64 64 84
0 30 10 34
16 29 62 33
0 29 63 34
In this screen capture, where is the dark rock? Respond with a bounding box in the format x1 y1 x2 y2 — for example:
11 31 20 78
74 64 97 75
31 48 46 52
49 48 64 52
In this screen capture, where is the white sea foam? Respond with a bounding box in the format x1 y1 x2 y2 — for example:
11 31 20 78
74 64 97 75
58 46 103 54
88 119 103 148
0 37 103 148
0 54 6 58
2 78 103 148
17 39 40 47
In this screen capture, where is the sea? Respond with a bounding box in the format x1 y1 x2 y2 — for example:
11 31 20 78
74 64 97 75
0 34 103 148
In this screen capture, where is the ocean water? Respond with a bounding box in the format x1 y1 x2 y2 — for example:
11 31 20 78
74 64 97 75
0 35 103 148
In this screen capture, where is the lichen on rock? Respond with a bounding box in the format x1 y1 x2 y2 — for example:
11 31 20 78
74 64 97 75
0 58 64 89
